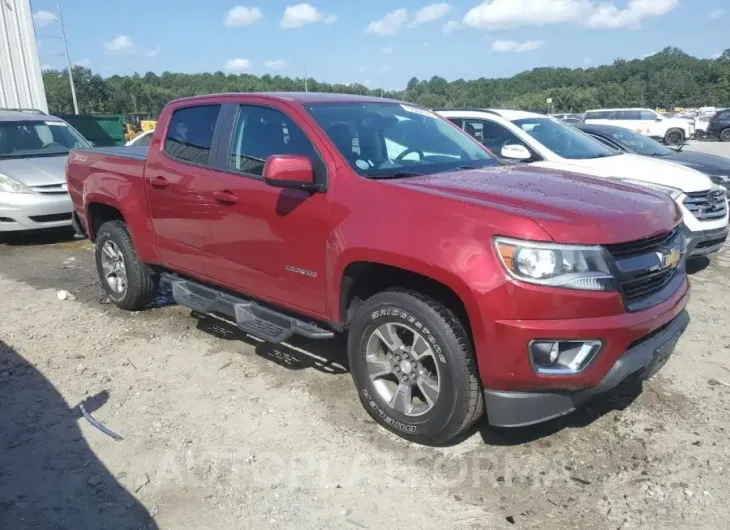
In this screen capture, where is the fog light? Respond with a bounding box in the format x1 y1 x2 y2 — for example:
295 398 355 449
529 340 602 374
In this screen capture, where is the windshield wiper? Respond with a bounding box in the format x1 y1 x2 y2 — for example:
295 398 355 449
369 171 425 180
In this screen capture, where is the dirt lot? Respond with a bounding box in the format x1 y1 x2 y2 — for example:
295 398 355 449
2 159 730 528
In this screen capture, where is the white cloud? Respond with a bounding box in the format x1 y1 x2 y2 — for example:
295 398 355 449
264 59 287 69
410 3 452 27
442 20 460 34
281 3 337 28
224 58 252 72
641 51 657 59
708 8 725 19
365 8 409 36
104 35 134 55
364 80 373 86
33 10 58 28
147 46 162 58
225 6 263 27
588 0 678 28
464 0 677 30
711 52 723 60
464 0 591 30
40 64 52 71
381 47 393 54
75 58 90 67
491 40 545 53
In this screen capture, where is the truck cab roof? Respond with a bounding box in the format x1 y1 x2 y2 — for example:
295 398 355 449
171 92 399 106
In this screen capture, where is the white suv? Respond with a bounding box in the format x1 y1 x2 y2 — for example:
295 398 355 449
437 108 728 257
584 108 694 146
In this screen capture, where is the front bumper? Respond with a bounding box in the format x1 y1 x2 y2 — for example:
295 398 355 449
685 226 729 257
0 191 73 232
484 309 690 427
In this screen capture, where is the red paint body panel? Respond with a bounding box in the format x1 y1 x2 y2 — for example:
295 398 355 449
66 92 689 395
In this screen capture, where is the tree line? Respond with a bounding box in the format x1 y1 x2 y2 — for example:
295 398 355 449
42 47 730 117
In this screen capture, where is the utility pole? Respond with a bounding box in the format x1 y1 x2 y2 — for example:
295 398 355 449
56 2 79 114
304 64 308 92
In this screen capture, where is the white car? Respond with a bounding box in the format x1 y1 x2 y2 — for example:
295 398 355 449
584 108 694 146
437 108 728 257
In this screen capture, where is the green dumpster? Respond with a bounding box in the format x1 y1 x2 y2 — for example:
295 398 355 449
58 114 125 146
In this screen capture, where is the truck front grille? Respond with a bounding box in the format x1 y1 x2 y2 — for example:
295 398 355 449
683 189 727 221
604 228 685 311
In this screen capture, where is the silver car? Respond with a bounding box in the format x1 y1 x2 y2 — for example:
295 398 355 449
0 110 91 234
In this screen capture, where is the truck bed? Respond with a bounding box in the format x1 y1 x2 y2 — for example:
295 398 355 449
75 145 148 160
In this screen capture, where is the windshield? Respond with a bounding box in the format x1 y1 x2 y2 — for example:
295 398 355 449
601 127 674 156
305 102 496 178
512 117 619 160
0 120 90 158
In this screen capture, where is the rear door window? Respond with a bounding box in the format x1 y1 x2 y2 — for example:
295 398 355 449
164 105 221 166
640 111 658 120
586 111 615 120
617 110 641 120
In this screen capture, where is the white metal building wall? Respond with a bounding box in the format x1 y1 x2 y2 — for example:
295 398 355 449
0 0 48 112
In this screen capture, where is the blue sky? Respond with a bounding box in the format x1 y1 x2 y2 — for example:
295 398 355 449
31 0 728 89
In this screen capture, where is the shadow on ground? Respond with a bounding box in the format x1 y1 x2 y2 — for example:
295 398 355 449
0 227 78 247
192 311 349 375
0 340 157 530
687 256 711 275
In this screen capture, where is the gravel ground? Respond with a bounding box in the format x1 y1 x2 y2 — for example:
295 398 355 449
2 192 730 528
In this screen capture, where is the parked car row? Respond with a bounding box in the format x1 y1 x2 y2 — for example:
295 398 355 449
2 95 727 446
439 108 729 257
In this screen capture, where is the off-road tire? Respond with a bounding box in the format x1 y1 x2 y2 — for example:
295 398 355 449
95 220 159 310
348 289 484 445
664 128 684 146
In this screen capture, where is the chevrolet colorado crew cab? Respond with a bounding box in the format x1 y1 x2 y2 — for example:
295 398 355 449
66 93 690 445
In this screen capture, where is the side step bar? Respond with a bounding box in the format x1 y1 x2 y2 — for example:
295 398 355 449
161 273 335 344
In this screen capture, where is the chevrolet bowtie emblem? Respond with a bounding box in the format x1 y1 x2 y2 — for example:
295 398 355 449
661 247 681 269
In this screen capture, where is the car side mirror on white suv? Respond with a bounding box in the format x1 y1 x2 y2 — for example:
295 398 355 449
501 144 532 161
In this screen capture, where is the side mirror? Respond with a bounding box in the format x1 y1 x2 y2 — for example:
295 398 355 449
500 144 532 161
263 154 321 191
88 141 96 147
655 116 663 122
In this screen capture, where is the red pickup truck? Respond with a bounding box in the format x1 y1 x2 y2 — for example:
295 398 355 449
66 93 690 445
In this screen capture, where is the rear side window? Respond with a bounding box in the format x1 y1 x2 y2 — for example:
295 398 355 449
228 105 315 177
639 111 657 120
717 111 730 120
585 111 615 120
164 105 221 165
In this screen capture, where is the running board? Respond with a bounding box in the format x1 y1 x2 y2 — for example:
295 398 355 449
161 273 334 343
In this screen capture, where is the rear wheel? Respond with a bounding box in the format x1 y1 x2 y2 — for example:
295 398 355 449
721 128 730 142
348 289 484 445
95 220 159 310
664 128 684 146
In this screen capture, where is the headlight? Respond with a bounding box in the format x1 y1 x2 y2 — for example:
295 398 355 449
0 174 34 194
494 237 615 291
710 175 730 186
617 178 683 200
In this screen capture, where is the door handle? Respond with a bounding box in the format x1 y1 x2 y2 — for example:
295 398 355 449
150 176 170 189
213 190 238 205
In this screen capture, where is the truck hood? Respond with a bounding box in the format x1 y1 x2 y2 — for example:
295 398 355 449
394 165 680 245
533 152 712 193
0 155 68 186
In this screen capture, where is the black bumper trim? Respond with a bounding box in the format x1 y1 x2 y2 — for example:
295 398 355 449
483 310 690 428
686 226 728 257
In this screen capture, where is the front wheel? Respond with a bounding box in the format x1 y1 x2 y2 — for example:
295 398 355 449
721 128 730 142
348 289 484 445
664 129 684 146
95 220 159 310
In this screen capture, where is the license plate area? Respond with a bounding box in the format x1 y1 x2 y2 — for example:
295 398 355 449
642 332 682 380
